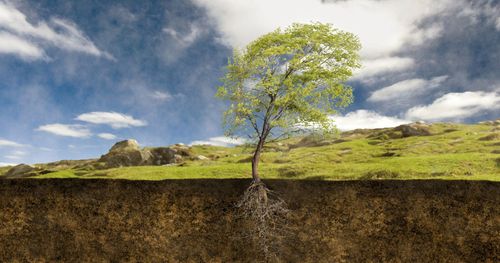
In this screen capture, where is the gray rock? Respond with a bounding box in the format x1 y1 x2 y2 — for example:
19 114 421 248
149 148 177 164
173 154 183 163
394 123 431 137
195 155 209 160
98 139 182 168
108 139 140 153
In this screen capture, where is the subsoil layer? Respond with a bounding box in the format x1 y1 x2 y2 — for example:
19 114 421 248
0 179 498 262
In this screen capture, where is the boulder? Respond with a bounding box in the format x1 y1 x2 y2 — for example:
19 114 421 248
108 139 140 153
195 155 209 160
99 149 152 168
150 148 177 165
4 164 37 178
173 154 183 163
394 123 431 137
98 139 183 168
170 145 193 157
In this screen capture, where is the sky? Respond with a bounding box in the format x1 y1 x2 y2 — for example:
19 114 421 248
0 0 499 165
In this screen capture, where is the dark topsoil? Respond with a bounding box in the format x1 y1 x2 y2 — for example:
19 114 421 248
0 179 498 262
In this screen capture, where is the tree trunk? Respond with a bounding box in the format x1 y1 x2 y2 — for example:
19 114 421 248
251 137 265 183
252 106 272 183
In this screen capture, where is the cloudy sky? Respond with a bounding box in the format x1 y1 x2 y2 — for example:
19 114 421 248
0 0 498 165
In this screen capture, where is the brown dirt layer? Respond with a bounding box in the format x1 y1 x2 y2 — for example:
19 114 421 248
0 179 498 262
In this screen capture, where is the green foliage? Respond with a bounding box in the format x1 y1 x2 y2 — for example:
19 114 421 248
216 23 361 140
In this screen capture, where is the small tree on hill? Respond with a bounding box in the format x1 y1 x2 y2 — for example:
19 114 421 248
216 22 361 257
217 23 360 183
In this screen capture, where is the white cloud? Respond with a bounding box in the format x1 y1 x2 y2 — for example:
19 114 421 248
39 147 54 152
75 111 147 129
97 133 117 140
193 0 454 59
163 23 202 48
160 23 204 64
0 138 25 148
0 31 45 59
406 91 500 121
406 23 444 46
36 123 92 138
353 56 415 80
190 136 247 147
0 1 111 60
0 162 17 167
330 110 409 131
152 90 173 101
458 1 500 31
368 75 448 102
5 150 27 160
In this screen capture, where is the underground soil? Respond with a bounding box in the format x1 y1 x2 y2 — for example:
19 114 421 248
0 179 498 262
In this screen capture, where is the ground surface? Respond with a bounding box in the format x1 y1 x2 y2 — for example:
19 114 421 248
0 179 498 262
2 122 497 181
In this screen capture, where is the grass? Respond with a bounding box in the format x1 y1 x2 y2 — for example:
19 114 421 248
4 122 500 181
0 166 10 176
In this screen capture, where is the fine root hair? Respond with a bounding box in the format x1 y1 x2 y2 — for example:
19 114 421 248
235 181 290 260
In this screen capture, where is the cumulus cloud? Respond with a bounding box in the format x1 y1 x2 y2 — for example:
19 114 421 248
368 75 448 102
97 133 117 140
0 138 26 148
406 91 500 121
36 124 92 138
75 111 147 129
0 1 111 60
190 136 247 147
330 110 409 131
193 0 454 60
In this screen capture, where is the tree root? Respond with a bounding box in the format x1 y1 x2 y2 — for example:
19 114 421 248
235 181 290 260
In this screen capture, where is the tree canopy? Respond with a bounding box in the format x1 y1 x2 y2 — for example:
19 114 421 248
216 22 361 181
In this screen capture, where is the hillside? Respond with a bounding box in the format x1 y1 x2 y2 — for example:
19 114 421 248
1 121 499 181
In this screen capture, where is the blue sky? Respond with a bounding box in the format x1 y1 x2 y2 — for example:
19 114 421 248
0 0 499 165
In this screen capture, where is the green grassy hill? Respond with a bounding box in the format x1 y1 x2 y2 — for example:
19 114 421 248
2 121 499 181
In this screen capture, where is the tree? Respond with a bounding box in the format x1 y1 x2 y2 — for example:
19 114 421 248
217 23 360 257
217 23 361 183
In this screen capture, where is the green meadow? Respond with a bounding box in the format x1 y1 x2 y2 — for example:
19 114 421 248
2 122 499 181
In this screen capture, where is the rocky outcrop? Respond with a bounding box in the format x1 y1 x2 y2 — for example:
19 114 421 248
98 140 193 168
99 148 155 168
4 164 37 178
108 139 140 153
394 122 432 137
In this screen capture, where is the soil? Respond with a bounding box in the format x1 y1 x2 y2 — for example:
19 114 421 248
0 179 498 262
